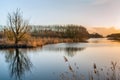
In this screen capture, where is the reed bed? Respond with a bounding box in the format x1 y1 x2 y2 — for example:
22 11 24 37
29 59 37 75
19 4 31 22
0 38 83 49
59 56 120 80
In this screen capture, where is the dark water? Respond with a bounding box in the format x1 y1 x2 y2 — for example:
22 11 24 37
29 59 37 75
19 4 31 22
0 38 120 80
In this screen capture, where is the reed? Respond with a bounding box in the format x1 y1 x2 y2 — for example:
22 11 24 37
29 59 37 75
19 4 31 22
58 56 120 80
0 37 85 49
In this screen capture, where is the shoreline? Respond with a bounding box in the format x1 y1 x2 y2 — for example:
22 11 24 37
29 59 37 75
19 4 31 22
0 38 88 49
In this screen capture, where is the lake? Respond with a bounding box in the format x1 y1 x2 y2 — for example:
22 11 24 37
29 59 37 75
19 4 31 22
0 38 120 80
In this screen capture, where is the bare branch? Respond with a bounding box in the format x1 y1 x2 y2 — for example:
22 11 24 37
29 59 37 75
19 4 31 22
6 9 30 45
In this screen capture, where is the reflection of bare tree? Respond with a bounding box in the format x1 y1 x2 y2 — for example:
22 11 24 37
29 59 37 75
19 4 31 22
5 48 32 80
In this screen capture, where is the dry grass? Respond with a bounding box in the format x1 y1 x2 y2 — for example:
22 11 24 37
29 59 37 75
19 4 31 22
58 56 120 80
0 37 83 49
28 38 74 47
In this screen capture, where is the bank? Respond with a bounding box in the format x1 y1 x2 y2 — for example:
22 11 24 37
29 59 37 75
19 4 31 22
0 38 88 49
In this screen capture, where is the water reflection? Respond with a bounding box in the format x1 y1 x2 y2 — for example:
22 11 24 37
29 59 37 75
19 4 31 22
62 56 120 80
5 48 32 80
64 47 85 57
43 46 85 57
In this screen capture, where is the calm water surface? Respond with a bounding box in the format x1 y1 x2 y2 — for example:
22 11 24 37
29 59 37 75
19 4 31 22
0 38 120 80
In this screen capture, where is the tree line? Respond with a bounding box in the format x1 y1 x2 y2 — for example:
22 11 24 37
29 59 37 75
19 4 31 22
30 24 89 41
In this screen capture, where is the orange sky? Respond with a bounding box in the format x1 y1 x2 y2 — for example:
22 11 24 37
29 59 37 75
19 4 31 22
87 27 120 36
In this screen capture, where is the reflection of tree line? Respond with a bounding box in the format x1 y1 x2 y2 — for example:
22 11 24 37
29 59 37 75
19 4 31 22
43 47 85 57
5 48 32 80
64 47 85 57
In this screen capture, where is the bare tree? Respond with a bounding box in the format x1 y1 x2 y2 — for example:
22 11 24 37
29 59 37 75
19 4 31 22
6 9 30 45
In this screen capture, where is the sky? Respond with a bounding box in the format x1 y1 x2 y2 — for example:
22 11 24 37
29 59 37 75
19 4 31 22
0 0 120 28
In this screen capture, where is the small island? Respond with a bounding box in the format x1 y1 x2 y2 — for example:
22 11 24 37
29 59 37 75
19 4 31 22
107 33 120 40
89 33 104 38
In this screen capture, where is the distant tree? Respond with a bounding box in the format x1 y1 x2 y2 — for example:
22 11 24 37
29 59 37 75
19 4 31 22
89 33 103 38
6 9 30 45
65 25 89 41
30 24 89 41
107 33 120 38
107 33 120 40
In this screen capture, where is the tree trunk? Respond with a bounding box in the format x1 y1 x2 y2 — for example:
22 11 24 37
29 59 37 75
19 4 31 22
15 39 18 47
